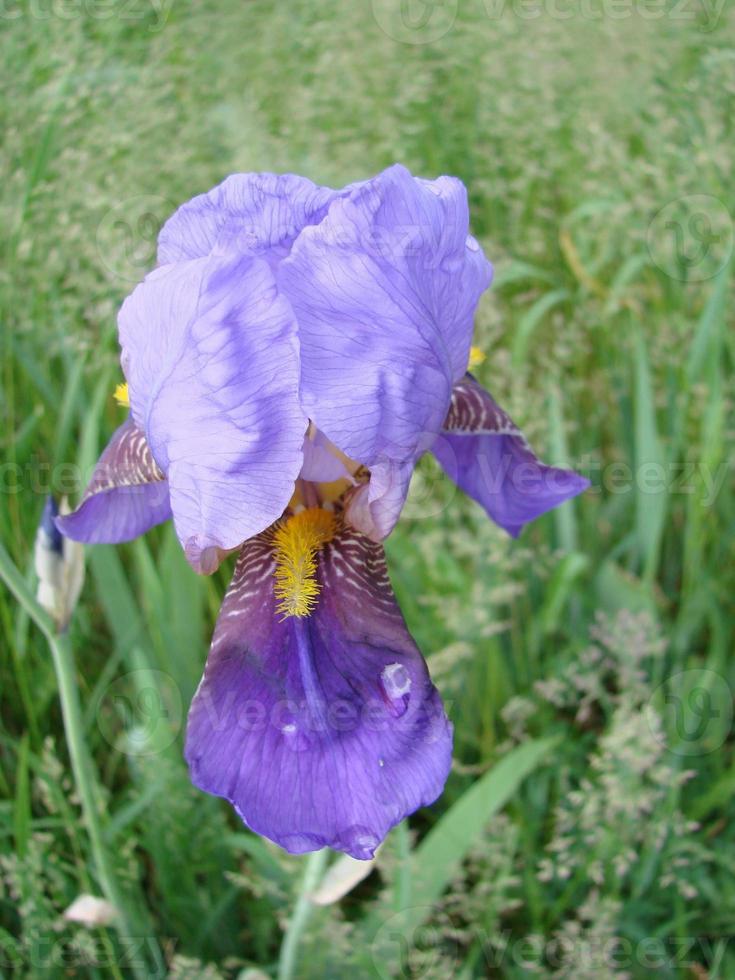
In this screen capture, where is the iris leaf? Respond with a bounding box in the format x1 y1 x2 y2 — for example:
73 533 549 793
633 327 667 584
363 736 559 955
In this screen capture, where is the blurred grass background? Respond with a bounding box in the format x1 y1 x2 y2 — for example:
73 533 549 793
1 1 734 977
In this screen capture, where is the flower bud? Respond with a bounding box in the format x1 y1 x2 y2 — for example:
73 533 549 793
34 496 85 632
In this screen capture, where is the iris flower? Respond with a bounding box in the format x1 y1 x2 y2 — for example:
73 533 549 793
59 165 588 858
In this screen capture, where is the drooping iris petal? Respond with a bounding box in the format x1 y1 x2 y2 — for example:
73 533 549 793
157 172 337 267
279 164 493 536
56 418 171 543
432 375 589 537
185 524 453 859
118 254 307 572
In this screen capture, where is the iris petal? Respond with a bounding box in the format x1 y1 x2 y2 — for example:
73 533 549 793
433 375 589 536
118 253 307 572
279 163 493 537
56 418 171 543
299 428 353 483
157 172 337 266
185 523 453 859
344 456 414 542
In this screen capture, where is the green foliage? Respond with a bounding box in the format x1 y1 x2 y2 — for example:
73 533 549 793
1 2 734 977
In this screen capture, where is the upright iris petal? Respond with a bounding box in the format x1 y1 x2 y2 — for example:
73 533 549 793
280 164 493 537
155 165 494 541
157 172 339 267
118 253 307 572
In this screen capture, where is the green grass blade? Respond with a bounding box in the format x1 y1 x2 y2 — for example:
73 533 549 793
633 327 667 583
12 734 31 859
364 736 559 951
511 289 570 369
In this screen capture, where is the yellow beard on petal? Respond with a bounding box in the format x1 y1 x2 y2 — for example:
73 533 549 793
272 508 338 618
113 382 130 408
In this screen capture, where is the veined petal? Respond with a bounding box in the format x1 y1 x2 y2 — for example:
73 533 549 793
279 164 493 473
157 172 337 266
299 427 353 484
56 418 171 543
185 523 453 859
433 375 589 536
118 254 307 573
344 456 414 542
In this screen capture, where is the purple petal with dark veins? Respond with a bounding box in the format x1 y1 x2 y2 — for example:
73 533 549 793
118 253 307 573
56 418 172 543
279 164 493 538
157 172 338 267
344 456 415 542
299 428 352 483
433 375 589 536
185 524 453 859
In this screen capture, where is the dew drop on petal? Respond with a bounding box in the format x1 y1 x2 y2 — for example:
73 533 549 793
380 662 412 699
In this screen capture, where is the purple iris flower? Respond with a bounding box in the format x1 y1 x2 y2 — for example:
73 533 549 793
59 165 588 859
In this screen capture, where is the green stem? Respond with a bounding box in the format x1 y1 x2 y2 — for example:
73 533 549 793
0 543 149 980
394 819 412 912
277 848 329 980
